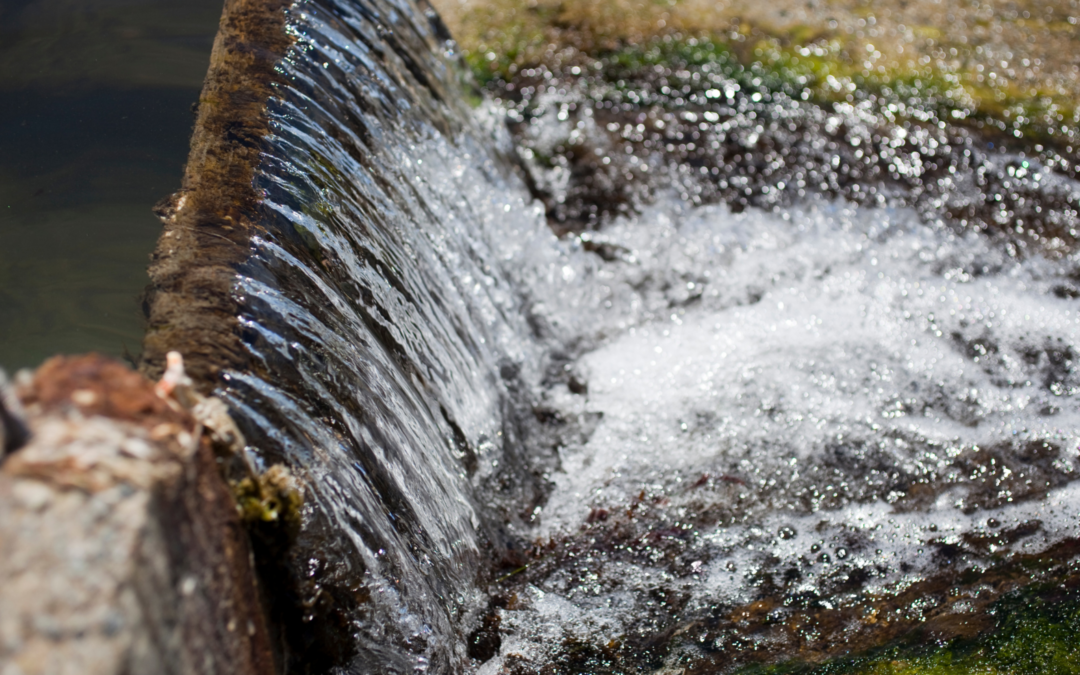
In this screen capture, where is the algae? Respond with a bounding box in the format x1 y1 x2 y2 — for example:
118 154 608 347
737 582 1080 675
232 464 303 527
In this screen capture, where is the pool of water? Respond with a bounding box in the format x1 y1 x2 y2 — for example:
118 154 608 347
0 0 223 370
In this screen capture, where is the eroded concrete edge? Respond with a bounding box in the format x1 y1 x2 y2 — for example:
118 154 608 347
142 0 295 390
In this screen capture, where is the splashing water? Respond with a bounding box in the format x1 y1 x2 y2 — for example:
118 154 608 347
200 0 1080 671
492 197 1080 671
213 0 561 669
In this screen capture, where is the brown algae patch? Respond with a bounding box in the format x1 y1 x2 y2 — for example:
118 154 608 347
141 0 294 388
478 511 1080 674
723 572 1080 675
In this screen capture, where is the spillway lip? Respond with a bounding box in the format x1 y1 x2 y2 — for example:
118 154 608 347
141 0 295 393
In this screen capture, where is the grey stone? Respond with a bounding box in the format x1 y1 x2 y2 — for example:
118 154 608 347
0 355 277 675
0 369 30 456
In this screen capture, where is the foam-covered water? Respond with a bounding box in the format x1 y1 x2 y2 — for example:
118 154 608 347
484 196 1080 670
546 200 1080 517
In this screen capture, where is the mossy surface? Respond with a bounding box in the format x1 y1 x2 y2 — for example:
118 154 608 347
432 0 1080 251
232 464 303 527
470 31 1074 147
436 0 1080 147
736 582 1080 675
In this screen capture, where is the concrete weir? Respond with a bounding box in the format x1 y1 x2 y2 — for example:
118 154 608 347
3 0 1080 672
142 0 294 388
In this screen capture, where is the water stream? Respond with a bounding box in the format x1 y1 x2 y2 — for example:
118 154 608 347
182 0 1080 672
216 1 558 669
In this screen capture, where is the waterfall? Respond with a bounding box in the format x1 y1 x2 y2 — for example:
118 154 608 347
170 0 559 670
145 0 1080 672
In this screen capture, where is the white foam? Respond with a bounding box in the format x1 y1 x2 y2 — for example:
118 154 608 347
529 199 1080 528
490 195 1080 665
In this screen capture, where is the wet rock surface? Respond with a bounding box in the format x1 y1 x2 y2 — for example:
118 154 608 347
448 40 1080 260
479 504 1080 673
437 0 1080 134
435 0 1080 249
0 355 275 675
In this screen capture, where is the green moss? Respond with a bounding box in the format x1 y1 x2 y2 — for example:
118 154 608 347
233 464 303 526
594 34 1075 144
466 20 1076 147
736 585 1080 675
464 13 551 88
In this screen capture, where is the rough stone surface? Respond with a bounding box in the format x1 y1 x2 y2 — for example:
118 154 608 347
0 370 29 456
0 355 276 675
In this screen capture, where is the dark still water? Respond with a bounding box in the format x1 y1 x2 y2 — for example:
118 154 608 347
0 0 223 370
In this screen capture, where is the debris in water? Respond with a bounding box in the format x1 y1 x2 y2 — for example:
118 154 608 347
156 351 246 454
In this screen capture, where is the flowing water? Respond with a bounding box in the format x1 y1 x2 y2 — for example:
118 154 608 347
167 0 1080 672
215 1 559 669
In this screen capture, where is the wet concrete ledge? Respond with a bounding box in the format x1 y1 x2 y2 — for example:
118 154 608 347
142 0 294 390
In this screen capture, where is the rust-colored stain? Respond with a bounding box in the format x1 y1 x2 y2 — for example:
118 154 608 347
23 353 192 427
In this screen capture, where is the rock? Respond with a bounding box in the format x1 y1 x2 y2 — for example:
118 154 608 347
0 355 276 675
0 369 30 456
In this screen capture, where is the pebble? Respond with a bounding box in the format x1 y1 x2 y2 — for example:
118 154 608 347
12 481 53 512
